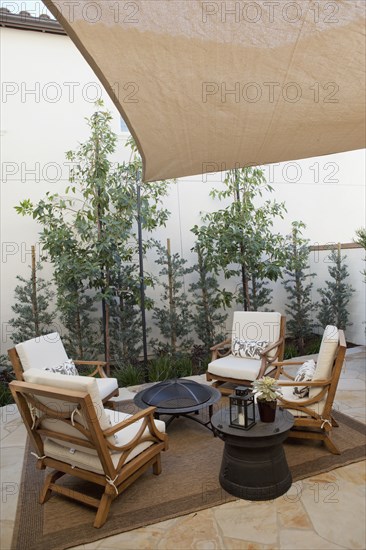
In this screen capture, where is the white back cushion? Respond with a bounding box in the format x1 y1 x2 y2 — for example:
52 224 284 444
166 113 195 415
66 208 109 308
23 368 110 430
231 311 282 359
16 332 68 372
309 325 339 399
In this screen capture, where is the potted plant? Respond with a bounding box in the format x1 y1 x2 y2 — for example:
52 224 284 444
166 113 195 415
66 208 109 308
251 376 282 423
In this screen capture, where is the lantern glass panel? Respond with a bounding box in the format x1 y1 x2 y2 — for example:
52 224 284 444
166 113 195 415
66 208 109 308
229 388 256 430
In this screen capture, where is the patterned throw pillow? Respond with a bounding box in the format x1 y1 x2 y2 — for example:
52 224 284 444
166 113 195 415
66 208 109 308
293 359 316 398
44 359 79 376
231 338 269 360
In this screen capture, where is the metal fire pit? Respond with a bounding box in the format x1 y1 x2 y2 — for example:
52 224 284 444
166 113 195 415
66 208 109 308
134 378 221 430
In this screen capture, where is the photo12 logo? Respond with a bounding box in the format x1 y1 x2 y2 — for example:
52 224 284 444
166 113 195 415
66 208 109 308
1 1 140 24
1 81 139 104
201 2 340 24
202 81 339 104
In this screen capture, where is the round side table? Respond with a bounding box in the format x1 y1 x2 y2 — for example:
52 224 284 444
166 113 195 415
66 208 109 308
211 406 294 500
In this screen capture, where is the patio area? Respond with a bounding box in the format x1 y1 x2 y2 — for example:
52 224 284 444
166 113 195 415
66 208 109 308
1 346 365 550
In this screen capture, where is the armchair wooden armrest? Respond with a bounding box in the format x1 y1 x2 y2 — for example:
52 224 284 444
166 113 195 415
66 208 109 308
74 360 109 378
278 378 331 387
271 360 304 379
260 337 284 363
210 338 231 361
103 406 168 454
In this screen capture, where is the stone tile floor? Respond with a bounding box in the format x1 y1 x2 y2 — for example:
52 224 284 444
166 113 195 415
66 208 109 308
1 347 365 549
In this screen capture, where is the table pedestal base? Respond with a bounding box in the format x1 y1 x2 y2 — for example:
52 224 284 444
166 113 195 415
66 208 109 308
219 440 292 500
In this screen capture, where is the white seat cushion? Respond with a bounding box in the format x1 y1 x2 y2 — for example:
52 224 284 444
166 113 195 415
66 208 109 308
280 385 325 416
16 332 68 371
208 355 261 382
43 409 165 475
96 377 118 400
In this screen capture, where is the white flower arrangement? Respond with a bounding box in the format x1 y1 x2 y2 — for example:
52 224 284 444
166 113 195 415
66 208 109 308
251 376 282 402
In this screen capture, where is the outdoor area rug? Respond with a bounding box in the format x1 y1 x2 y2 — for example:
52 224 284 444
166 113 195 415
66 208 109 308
12 408 366 550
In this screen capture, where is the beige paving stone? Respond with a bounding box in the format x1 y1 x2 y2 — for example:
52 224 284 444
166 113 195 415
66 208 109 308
0 446 27 521
334 390 366 406
0 519 16 550
337 378 366 391
352 415 366 423
157 509 225 549
213 500 277 545
331 461 366 484
79 527 165 549
69 516 190 549
300 474 366 549
221 537 275 549
0 421 27 447
342 407 366 422
276 495 312 530
0 406 21 440
279 528 344 549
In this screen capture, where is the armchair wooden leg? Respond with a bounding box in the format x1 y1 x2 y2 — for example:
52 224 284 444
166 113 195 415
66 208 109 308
323 434 341 455
331 415 339 427
152 454 162 476
94 491 114 529
40 470 65 504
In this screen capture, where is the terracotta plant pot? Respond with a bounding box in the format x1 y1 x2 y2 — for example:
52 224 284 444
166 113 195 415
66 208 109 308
257 399 277 423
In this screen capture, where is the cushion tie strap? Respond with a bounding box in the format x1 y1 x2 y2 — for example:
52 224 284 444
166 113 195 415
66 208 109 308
321 418 332 429
29 405 38 430
106 475 119 495
31 452 46 461
71 407 81 427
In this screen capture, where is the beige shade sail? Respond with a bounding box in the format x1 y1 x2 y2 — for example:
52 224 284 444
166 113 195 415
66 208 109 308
43 0 366 182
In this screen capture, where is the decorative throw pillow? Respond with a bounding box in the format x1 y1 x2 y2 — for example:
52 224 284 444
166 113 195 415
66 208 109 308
44 359 79 376
231 338 269 360
293 359 316 398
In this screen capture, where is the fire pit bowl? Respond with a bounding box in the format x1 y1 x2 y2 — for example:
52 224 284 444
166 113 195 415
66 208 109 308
134 378 221 430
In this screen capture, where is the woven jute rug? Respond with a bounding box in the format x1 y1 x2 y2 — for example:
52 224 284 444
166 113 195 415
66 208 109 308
12 408 365 550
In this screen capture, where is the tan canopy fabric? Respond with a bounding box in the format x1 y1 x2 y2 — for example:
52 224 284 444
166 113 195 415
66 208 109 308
44 0 365 182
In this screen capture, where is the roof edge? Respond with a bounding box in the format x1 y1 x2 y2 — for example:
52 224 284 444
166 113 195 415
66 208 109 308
0 8 65 35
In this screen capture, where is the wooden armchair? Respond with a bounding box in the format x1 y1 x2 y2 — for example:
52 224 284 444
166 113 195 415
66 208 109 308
206 312 286 394
10 368 168 528
275 326 346 454
8 332 119 403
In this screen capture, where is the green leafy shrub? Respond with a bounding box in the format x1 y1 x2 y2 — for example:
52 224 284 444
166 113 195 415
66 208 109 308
0 355 14 406
148 356 175 382
113 363 144 387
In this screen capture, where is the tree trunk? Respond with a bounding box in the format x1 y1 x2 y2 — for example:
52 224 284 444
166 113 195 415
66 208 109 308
167 239 177 353
234 170 251 311
251 274 257 312
31 245 40 336
197 245 212 345
293 233 304 354
75 297 83 358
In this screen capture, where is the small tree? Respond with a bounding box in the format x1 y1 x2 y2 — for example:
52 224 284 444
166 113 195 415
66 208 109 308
282 222 316 354
317 246 355 331
354 227 366 282
189 243 228 351
108 265 146 364
248 273 273 311
192 167 287 311
60 290 98 359
9 247 56 344
151 239 192 354
16 103 171 363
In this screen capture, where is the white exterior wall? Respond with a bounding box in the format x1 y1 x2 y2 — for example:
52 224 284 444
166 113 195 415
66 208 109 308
1 26 365 354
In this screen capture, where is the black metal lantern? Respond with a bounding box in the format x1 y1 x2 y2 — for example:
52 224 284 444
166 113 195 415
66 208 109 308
229 386 256 430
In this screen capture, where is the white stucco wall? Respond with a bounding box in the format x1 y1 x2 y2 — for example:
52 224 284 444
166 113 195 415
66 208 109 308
1 26 365 354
